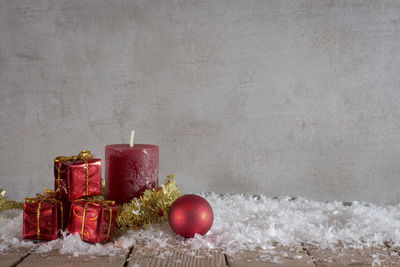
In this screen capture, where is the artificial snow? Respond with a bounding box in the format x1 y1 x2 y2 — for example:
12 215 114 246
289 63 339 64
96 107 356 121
1 193 400 257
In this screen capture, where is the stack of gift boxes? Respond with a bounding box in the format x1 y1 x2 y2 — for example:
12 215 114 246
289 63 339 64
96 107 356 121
22 151 118 243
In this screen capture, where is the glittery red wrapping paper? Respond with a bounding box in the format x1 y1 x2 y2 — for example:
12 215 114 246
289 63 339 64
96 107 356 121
23 201 61 241
54 158 102 200
67 200 118 243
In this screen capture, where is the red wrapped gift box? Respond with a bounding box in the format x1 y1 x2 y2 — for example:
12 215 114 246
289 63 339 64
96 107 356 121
54 150 102 200
44 189 70 231
67 199 118 243
23 194 66 241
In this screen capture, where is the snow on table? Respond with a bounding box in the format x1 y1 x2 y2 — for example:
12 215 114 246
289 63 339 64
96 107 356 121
1 193 400 266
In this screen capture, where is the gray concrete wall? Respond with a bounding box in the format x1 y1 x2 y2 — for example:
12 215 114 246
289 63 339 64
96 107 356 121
1 0 400 202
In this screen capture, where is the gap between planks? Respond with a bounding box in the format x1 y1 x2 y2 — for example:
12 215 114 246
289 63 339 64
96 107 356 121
123 245 134 267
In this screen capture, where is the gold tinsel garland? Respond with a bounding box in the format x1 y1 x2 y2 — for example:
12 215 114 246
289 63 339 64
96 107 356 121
0 189 23 212
116 174 182 232
0 175 181 232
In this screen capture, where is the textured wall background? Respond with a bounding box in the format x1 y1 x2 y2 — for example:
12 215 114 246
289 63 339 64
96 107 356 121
1 0 400 202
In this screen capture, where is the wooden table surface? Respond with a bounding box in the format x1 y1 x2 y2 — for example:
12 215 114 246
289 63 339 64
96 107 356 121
2 241 400 266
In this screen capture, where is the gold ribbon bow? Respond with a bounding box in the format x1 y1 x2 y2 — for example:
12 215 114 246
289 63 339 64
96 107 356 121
74 199 116 241
54 150 95 196
25 192 64 239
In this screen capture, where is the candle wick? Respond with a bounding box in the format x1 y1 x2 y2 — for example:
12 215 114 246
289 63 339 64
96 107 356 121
130 130 135 147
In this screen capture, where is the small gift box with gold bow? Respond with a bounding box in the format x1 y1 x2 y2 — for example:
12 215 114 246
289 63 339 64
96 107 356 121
67 199 118 243
54 150 102 201
23 192 67 241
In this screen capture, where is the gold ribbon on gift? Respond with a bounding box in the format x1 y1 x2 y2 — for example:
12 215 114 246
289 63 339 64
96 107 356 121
74 199 116 241
54 150 95 197
25 192 63 239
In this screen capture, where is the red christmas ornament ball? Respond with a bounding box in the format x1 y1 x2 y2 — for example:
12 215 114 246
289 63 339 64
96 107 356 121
168 194 213 238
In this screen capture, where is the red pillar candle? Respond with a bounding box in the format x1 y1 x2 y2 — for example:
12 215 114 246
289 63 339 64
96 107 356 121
105 144 159 204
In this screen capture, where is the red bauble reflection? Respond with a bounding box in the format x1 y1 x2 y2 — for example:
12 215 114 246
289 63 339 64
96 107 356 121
168 194 213 238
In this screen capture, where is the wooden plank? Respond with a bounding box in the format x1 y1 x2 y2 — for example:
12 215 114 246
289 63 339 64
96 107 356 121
0 248 30 267
225 245 315 267
127 246 226 267
306 243 400 267
16 250 129 267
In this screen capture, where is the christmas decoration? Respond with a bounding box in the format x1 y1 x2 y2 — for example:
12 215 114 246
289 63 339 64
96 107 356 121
54 150 102 200
116 174 181 232
0 189 23 212
1 175 182 241
44 188 70 230
1 147 183 244
23 192 65 241
168 194 213 238
68 199 118 243
105 142 159 204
